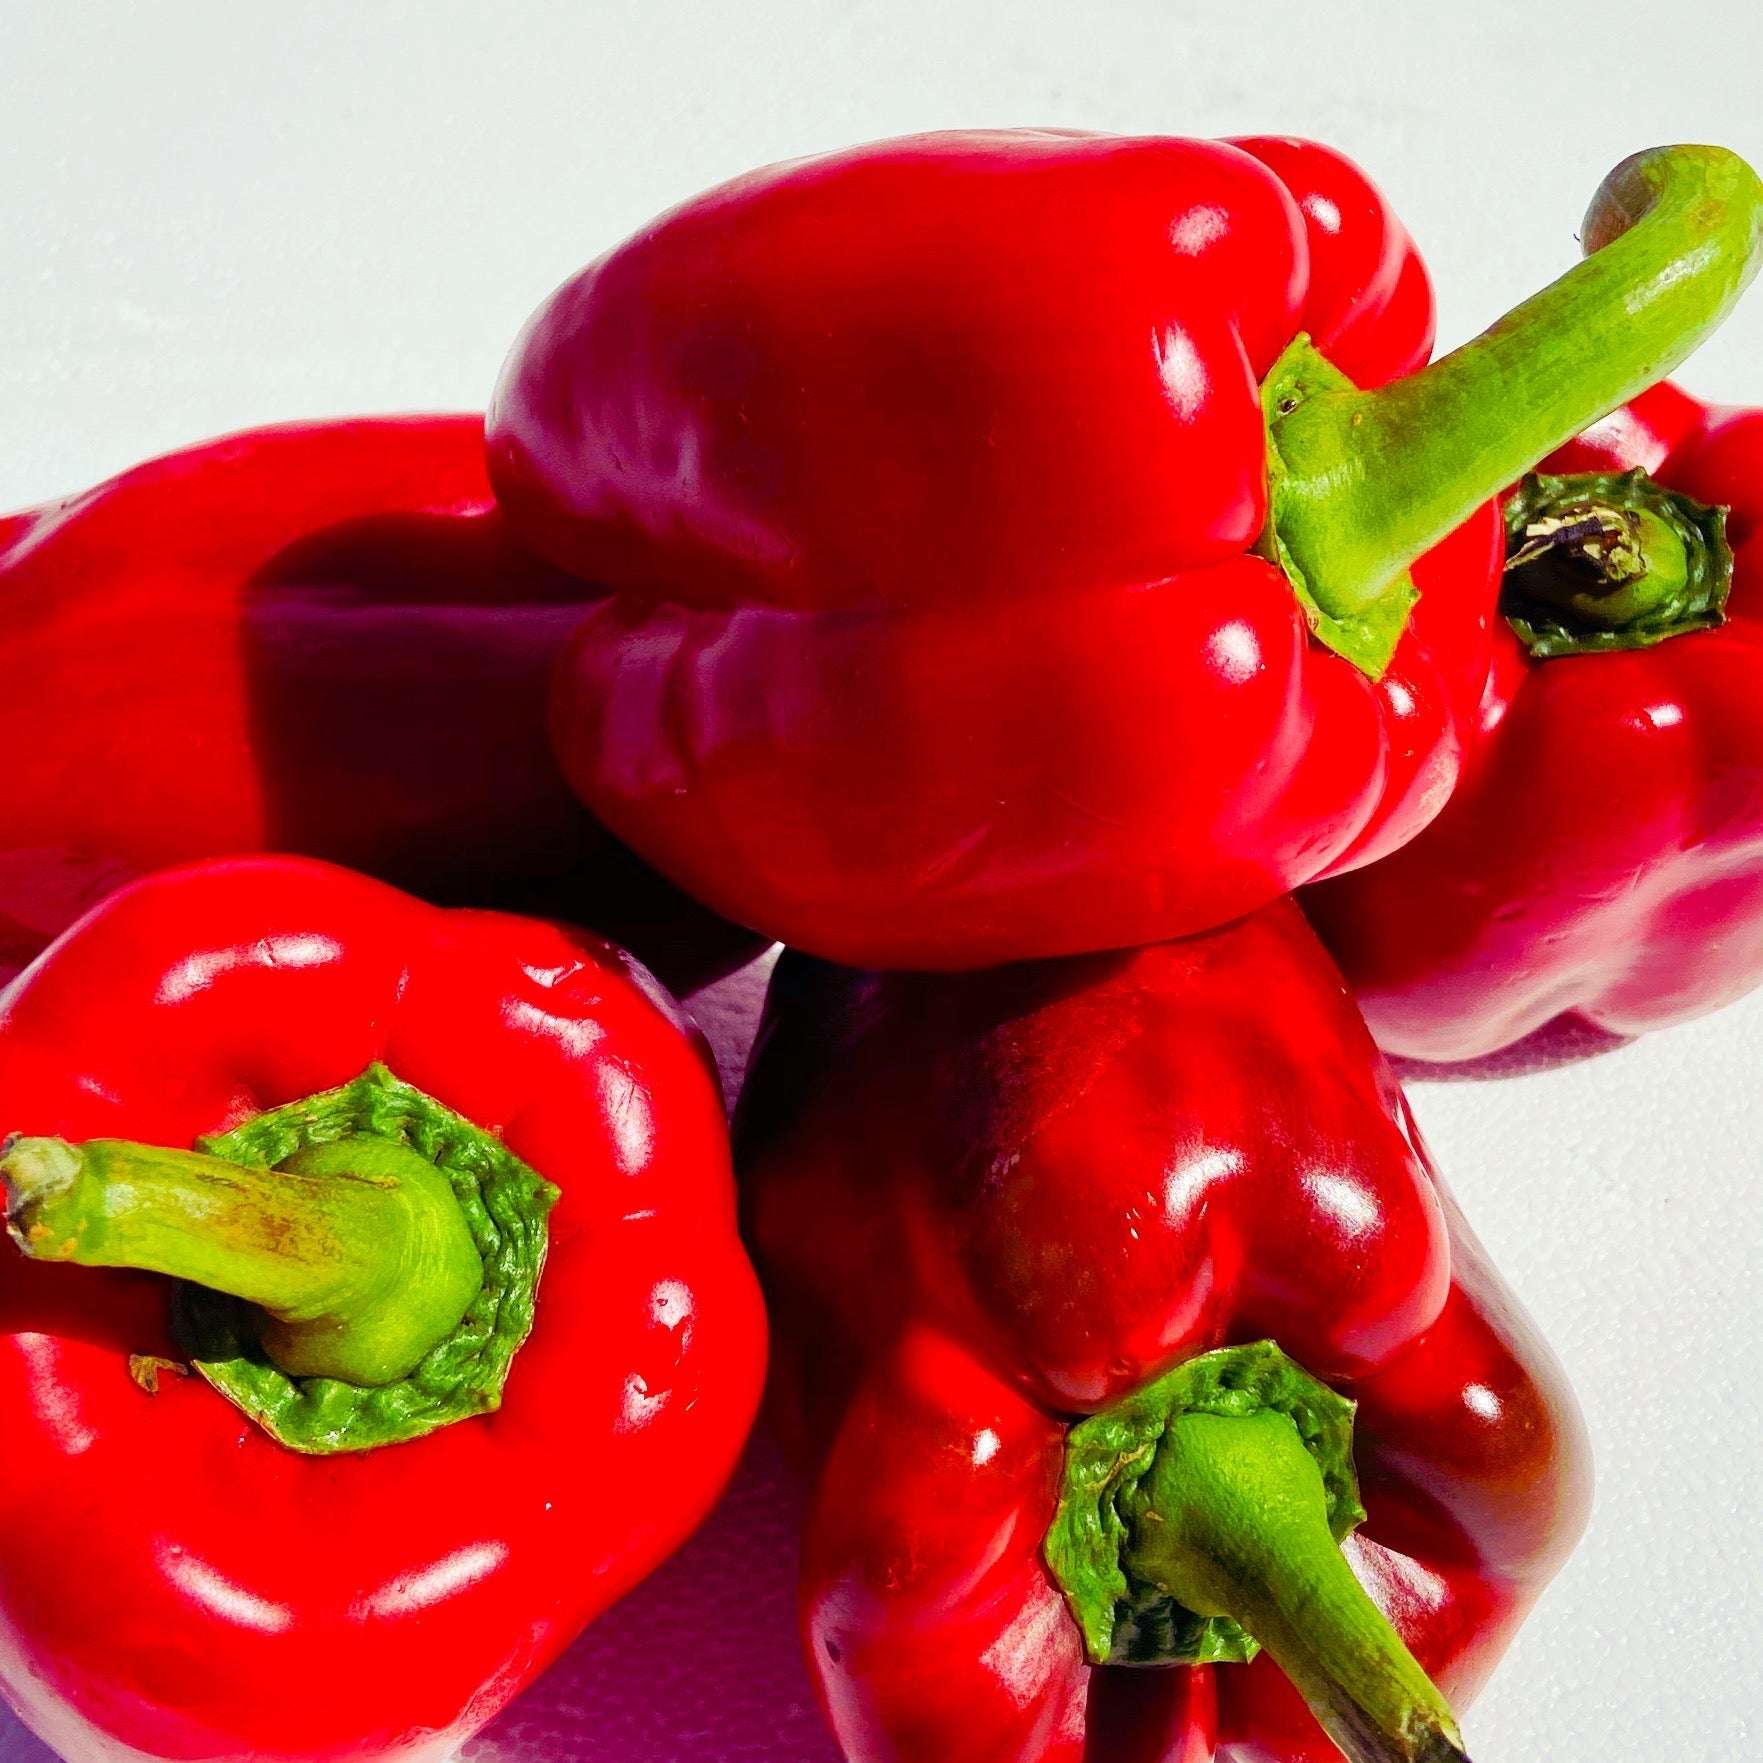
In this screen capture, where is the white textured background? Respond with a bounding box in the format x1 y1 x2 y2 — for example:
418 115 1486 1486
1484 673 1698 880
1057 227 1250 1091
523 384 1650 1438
3 3 1761 1758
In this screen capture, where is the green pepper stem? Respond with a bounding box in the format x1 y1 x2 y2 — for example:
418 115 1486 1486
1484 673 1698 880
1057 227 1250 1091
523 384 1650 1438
1501 467 1732 657
1268 144 1763 675
1126 1409 1466 1763
1 1132 483 1386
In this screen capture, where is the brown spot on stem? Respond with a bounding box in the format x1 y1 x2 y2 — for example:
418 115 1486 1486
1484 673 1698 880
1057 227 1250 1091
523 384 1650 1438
129 1354 190 1396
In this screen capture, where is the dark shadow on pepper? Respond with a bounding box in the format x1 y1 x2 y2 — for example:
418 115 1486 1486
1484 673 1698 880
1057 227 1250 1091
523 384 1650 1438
241 510 763 996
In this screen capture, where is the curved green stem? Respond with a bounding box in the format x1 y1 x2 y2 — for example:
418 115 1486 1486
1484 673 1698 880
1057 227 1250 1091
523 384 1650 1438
1 1131 483 1386
1128 1409 1464 1763
1266 143 1763 676
1043 1342 1462 1763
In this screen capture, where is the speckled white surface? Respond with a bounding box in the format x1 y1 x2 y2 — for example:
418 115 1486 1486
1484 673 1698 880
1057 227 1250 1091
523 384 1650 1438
3 3 1761 1757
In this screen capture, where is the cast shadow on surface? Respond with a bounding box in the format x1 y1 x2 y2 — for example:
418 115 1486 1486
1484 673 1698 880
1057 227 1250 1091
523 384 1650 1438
1391 1013 1631 1084
463 1429 838 1762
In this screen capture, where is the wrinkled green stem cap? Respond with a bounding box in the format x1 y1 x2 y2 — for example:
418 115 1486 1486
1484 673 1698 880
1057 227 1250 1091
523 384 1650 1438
1 1065 557 1453
1264 144 1763 676
1502 468 1732 656
1044 1342 1466 1763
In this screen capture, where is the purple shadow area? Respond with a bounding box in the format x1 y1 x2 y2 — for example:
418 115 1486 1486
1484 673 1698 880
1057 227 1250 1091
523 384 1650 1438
1390 1013 1632 1084
463 1430 840 1763
0 1704 53 1762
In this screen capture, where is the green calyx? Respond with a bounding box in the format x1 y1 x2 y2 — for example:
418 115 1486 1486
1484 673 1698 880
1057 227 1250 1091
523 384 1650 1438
1046 1341 1362 1668
1044 1341 1467 1763
1262 144 1763 679
1259 340 1420 677
1502 468 1732 657
0 1064 557 1454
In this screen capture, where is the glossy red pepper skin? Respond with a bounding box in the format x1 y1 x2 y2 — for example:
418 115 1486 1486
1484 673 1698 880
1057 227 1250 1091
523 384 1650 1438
1304 381 1763 1061
736 900 1589 1762
0 420 761 996
0 856 767 1763
494 131 1503 969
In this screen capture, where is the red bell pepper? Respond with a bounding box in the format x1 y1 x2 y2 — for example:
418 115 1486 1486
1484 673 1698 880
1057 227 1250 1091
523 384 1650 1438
1304 378 1763 1060
495 134 1762 967
736 900 1590 1762
0 856 766 1763
0 418 760 996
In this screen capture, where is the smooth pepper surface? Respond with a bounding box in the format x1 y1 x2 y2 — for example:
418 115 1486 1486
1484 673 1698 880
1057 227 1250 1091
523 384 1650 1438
496 133 1763 968
1304 381 1763 1060
0 418 760 994
736 900 1590 1761
0 856 767 1762
500 132 1498 967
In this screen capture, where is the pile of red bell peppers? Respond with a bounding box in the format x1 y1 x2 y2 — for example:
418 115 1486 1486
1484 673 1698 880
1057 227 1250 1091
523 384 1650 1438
3 127 1761 1763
